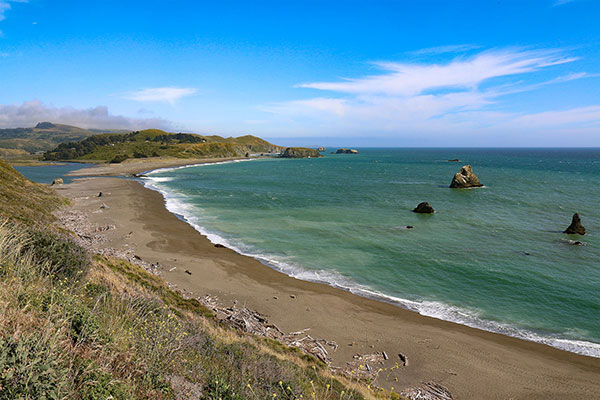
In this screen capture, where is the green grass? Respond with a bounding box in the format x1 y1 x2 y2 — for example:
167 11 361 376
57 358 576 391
0 157 67 225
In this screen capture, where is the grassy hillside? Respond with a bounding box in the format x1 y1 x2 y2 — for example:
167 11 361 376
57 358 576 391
0 122 122 155
43 129 284 163
0 157 67 224
0 160 399 399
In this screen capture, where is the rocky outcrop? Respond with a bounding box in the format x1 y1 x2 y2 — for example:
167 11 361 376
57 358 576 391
317 146 326 152
51 178 64 185
564 213 586 235
279 147 322 158
449 165 483 188
336 148 359 154
448 159 460 162
413 202 435 214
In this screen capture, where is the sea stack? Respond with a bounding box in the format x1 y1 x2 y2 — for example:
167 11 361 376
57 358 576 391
279 147 322 158
413 202 435 214
564 213 586 235
449 165 483 188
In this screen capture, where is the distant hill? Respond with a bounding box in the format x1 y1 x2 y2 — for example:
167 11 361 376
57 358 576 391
0 122 124 154
43 129 284 162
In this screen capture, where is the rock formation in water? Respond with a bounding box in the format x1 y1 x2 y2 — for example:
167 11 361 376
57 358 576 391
413 202 435 214
279 147 322 158
317 146 326 152
564 213 586 235
448 158 460 162
449 165 483 188
336 148 359 154
51 178 63 185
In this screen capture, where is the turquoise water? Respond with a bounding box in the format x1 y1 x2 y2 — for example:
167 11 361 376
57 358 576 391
15 162 95 184
143 149 600 357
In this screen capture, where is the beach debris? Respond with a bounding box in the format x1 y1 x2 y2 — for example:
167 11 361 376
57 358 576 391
398 352 408 366
51 177 64 185
214 243 226 248
100 203 109 209
290 294 296 299
184 269 192 275
401 381 454 400
332 352 386 380
449 165 483 189
94 224 115 232
382 351 388 360
98 192 103 197
56 209 162 275
169 267 177 272
413 202 435 214
199 295 338 363
564 213 586 235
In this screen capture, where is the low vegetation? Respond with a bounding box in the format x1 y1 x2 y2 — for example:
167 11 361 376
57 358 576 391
43 129 284 163
0 159 400 399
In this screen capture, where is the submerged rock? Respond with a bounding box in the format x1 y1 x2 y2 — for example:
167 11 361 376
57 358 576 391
448 158 460 162
564 213 586 235
413 202 435 214
449 165 483 188
279 147 322 158
336 148 359 154
51 178 63 185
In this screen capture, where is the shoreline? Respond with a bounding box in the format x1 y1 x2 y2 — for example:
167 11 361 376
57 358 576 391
57 160 600 399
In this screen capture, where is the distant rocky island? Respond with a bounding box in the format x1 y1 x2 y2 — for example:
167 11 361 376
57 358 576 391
335 148 359 154
279 147 322 158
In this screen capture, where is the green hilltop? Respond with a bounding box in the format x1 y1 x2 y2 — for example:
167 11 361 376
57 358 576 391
43 128 284 163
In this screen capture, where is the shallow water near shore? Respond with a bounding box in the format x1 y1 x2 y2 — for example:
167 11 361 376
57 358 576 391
143 149 600 356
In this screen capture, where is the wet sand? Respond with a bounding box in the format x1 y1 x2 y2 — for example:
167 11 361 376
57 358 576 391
57 162 600 399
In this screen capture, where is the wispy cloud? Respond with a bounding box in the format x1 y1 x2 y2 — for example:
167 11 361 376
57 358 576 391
0 0 27 22
407 44 482 56
264 48 599 139
553 0 578 6
0 100 171 130
122 87 197 103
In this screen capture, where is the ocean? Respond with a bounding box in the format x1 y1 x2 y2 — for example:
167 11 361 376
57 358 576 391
140 149 598 357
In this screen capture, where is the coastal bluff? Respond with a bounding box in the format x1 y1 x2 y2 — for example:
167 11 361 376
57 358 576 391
279 147 322 158
449 165 483 188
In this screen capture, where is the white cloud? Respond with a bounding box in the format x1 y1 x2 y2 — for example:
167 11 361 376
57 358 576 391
297 49 576 96
122 87 197 103
0 100 171 130
265 48 600 139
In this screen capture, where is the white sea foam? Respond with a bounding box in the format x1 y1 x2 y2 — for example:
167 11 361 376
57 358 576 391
140 171 600 359
143 158 255 176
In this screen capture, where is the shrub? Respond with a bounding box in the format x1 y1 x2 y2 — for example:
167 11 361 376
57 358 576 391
23 229 88 280
110 154 128 163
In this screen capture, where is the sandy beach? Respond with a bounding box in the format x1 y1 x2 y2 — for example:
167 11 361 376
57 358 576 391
55 160 600 400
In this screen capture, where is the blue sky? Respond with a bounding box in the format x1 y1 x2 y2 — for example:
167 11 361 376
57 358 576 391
0 0 599 146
